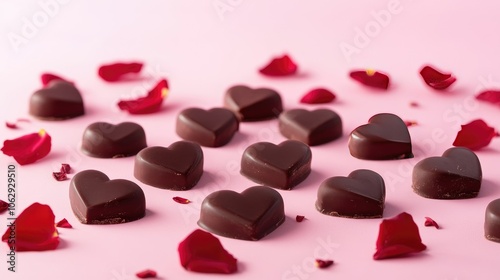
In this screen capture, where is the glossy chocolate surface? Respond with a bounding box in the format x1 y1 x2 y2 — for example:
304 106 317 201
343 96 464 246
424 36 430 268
224 85 283 121
29 81 84 120
412 147 482 199
485 198 500 243
198 186 285 240
134 141 203 190
69 170 146 224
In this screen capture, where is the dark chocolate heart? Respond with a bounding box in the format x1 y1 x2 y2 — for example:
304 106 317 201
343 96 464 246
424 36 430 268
69 170 146 224
485 198 500 243
134 141 204 190
176 108 239 147
279 108 342 146
29 80 85 120
198 186 285 240
412 147 482 199
316 169 386 218
348 113 413 160
224 85 283 121
241 140 312 190
81 122 147 158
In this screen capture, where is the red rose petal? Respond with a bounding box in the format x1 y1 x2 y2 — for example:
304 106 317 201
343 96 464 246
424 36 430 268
410 101 419 107
476 90 500 106
259 54 298 76
173 196 190 204
1 130 51 165
315 259 334 269
300 88 336 104
136 269 157 279
424 217 439 229
296 215 305 222
404 120 418 127
349 69 390 90
41 73 70 86
60 163 71 173
0 200 8 214
98 62 143 82
419 65 456 90
5 118 30 129
2 202 59 251
178 229 237 274
373 212 426 260
55 218 73 229
52 172 68 181
452 119 496 150
117 79 168 114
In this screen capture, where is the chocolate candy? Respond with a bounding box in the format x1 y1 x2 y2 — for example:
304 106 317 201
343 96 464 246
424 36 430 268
316 169 385 218
134 141 203 190
348 113 413 160
240 140 312 190
69 170 146 224
485 198 500 243
198 186 285 240
279 108 342 146
176 108 239 147
224 85 283 121
412 147 482 199
29 81 84 119
81 122 147 158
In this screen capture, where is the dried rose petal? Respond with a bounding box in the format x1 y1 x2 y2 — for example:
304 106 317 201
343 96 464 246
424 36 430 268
2 202 59 251
5 118 30 129
259 54 298 76
55 218 72 229
373 212 426 260
52 172 68 181
1 130 51 165
315 259 334 268
296 215 305 222
117 79 168 114
419 65 456 90
41 73 70 86
424 217 439 229
98 62 143 82
476 90 500 106
404 120 418 127
60 163 71 173
410 101 419 107
136 269 157 278
173 196 190 204
0 200 8 214
349 69 390 90
300 88 336 104
178 229 237 274
452 119 496 150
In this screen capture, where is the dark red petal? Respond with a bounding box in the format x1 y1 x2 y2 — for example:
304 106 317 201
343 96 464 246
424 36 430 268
1 130 51 165
452 119 496 150
424 217 439 229
476 90 500 106
410 101 419 107
178 229 237 274
259 54 298 76
0 200 8 214
419 65 456 90
41 73 70 86
296 215 305 222
404 120 418 127
173 196 190 204
136 269 157 278
60 163 71 173
117 79 168 114
52 172 68 181
2 202 59 251
373 212 426 260
55 218 73 228
5 122 17 129
315 259 334 268
349 69 390 90
300 88 336 104
98 62 143 82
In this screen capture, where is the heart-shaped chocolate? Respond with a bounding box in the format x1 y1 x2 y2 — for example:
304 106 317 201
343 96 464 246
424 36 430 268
316 169 386 218
198 186 285 240
485 198 500 243
240 140 312 190
224 85 283 121
176 108 239 147
348 113 413 160
279 108 342 146
81 122 147 158
134 141 204 190
412 147 482 199
69 169 146 224
29 80 85 120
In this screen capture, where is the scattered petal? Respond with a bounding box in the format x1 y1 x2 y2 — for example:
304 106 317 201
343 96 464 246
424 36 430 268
117 79 168 114
424 217 439 229
410 101 419 107
419 65 456 90
52 172 68 181
349 69 390 90
55 218 72 228
404 120 418 127
60 163 71 173
300 88 336 104
5 118 30 129
1 130 51 165
452 119 496 150
173 196 190 204
178 229 237 274
476 90 500 106
0 200 8 214
259 54 298 76
373 212 426 260
41 73 70 86
98 62 143 82
315 259 334 268
136 269 157 278
2 202 59 251
296 215 305 222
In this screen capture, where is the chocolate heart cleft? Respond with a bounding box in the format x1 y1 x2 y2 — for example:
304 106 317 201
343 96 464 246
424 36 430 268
224 85 283 121
29 80 84 120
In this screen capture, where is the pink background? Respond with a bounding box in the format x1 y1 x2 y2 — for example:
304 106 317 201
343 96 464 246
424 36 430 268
1 1 500 279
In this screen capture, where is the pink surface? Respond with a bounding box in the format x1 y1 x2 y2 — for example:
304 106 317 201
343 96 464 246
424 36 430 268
1 0 500 279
